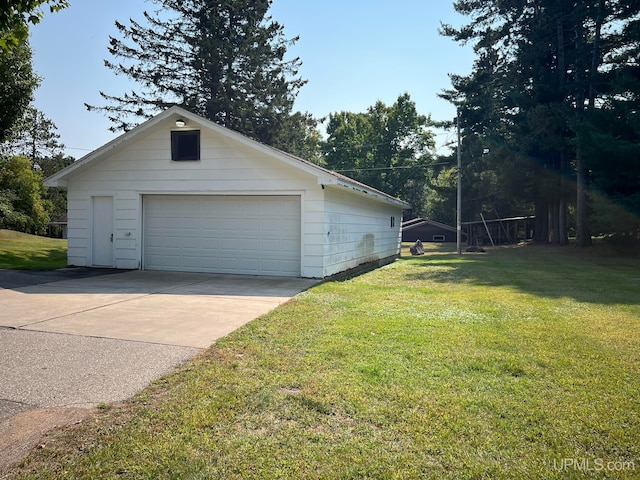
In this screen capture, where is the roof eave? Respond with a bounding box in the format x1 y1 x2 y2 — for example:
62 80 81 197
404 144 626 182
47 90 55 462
43 106 412 209
44 106 186 186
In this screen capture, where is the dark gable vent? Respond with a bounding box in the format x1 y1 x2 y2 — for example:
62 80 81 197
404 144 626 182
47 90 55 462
171 130 200 161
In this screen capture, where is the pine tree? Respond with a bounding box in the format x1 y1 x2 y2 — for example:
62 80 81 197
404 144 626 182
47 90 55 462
1 105 65 169
87 0 307 149
441 0 640 245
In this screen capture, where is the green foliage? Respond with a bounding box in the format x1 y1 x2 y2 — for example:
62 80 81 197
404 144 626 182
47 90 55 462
0 189 30 230
1 105 73 227
39 153 73 224
2 105 65 165
270 111 323 162
0 38 38 142
0 156 50 234
322 93 436 211
422 165 457 225
0 0 69 53
88 0 311 151
441 0 640 243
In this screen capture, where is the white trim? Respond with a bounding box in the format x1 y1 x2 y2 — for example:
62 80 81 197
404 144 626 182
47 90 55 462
136 189 306 197
44 106 410 210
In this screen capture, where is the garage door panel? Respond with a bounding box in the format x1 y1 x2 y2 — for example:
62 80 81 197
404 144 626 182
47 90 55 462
161 256 181 268
200 218 220 229
220 258 239 270
163 237 182 248
181 218 200 229
182 237 200 249
260 221 280 233
144 195 300 276
238 238 255 250
221 218 240 230
280 258 299 269
261 238 279 253
260 259 281 271
181 256 203 268
280 239 300 252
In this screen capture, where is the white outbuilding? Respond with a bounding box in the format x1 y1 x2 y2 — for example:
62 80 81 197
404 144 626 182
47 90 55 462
45 106 409 278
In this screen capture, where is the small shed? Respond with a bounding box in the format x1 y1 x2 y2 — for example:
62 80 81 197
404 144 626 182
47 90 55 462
44 106 410 278
401 218 462 243
46 214 68 239
463 215 535 246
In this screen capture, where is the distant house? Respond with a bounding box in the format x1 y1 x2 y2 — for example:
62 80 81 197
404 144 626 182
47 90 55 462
401 218 462 243
44 106 410 278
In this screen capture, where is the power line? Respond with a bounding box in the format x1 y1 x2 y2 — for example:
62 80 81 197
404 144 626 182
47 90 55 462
334 161 451 173
65 146 94 152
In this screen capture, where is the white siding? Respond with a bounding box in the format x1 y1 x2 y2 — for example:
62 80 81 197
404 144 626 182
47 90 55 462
322 186 403 277
65 118 323 274
62 112 404 278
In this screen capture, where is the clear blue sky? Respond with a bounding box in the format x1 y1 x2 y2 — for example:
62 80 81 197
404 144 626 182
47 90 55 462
29 1 474 158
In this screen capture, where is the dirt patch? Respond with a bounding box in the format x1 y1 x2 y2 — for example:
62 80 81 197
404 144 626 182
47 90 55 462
0 406 96 475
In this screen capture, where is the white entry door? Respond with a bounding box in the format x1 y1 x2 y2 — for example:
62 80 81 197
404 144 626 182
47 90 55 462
92 196 114 267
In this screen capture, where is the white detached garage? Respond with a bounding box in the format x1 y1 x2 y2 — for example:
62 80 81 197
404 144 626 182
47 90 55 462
45 106 409 278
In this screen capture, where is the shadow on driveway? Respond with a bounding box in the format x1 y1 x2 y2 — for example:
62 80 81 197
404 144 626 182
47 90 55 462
0 267 120 289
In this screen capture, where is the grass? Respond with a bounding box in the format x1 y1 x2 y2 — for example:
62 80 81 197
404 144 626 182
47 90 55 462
8 243 640 479
0 229 67 270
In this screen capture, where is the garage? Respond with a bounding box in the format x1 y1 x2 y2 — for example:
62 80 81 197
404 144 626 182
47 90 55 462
44 106 409 278
143 195 301 276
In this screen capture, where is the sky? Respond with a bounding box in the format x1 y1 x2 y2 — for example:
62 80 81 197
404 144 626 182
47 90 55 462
29 1 475 159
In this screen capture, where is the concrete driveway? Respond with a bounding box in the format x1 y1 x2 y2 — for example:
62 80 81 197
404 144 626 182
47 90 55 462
0 269 318 348
0 269 317 469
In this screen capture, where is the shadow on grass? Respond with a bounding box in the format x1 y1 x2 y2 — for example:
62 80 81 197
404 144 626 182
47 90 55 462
0 249 67 270
400 244 640 306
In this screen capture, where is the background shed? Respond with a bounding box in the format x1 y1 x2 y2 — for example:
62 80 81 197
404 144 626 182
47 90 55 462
401 218 463 243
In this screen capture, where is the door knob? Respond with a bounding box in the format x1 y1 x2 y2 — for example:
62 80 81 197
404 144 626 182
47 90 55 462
110 233 113 242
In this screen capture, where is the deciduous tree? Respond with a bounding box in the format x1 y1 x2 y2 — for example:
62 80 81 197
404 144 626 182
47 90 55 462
0 0 69 52
0 156 50 234
1 106 73 228
322 93 436 211
0 38 38 142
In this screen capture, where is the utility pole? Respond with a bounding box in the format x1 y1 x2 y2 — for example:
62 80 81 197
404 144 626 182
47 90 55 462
456 110 462 255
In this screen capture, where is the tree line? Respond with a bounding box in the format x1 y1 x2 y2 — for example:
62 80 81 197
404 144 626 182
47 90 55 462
440 0 640 246
2 0 638 245
0 1 72 235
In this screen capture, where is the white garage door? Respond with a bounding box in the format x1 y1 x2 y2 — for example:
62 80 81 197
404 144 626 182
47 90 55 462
144 195 301 276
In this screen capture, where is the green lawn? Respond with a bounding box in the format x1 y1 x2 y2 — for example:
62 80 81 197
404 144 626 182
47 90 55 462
0 229 67 270
10 244 640 479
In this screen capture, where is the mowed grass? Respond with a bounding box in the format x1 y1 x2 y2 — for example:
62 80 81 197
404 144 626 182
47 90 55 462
0 229 67 269
11 244 640 479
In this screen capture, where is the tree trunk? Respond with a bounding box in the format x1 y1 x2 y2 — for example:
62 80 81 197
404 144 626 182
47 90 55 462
534 199 549 244
574 0 604 248
575 159 592 247
549 200 560 244
573 4 593 248
555 14 569 246
558 151 569 245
